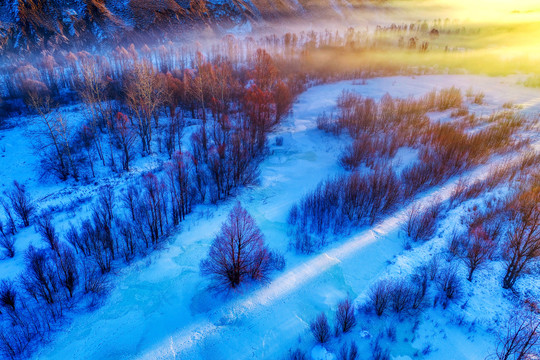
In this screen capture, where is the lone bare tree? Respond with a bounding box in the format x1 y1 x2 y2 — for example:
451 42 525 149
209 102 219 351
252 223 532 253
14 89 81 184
200 203 270 289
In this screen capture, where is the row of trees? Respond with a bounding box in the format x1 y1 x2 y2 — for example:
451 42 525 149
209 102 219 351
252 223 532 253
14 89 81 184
447 179 540 288
21 47 297 187
399 150 539 291
2 19 471 120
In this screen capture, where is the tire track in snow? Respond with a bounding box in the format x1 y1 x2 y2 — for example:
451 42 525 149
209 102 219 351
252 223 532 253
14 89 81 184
138 144 538 360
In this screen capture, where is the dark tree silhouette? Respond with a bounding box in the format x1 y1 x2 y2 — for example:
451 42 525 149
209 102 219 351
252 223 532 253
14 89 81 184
369 279 391 316
310 312 331 344
335 298 356 333
200 203 270 289
5 181 34 227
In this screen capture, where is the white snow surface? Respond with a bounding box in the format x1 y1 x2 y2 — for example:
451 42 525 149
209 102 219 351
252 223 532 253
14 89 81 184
12 75 538 360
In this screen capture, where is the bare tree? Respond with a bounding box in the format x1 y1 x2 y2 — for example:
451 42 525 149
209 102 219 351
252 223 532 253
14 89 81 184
165 151 192 225
20 246 59 305
369 279 392 316
310 312 331 343
493 313 540 360
140 173 167 246
200 203 270 289
5 182 34 227
27 94 77 180
335 298 357 333
462 226 496 281
125 60 165 155
0 234 15 258
35 215 59 253
55 244 79 299
436 266 462 308
78 56 111 165
111 112 137 171
502 191 540 289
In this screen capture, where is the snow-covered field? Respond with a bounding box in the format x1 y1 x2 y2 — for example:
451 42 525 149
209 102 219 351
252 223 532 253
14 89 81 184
0 75 537 359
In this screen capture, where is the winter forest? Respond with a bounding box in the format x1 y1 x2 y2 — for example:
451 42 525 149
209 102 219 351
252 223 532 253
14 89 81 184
0 0 538 359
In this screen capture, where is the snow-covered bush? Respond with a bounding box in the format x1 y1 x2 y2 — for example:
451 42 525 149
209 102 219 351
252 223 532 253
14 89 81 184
388 278 415 313
310 312 331 343
0 234 15 258
339 133 400 170
371 336 390 360
436 266 462 307
316 111 340 134
338 341 359 360
335 298 357 334
288 348 307 360
5 181 35 228
403 202 441 242
368 279 392 316
268 250 286 271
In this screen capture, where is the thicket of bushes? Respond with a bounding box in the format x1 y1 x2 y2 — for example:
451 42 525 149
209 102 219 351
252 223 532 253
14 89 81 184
291 89 525 253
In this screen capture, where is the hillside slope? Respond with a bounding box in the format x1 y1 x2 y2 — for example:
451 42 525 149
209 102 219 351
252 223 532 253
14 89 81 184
0 0 362 53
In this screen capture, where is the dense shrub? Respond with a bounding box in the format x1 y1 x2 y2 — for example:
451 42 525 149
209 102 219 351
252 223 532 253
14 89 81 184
290 164 402 251
338 341 359 360
310 312 331 343
436 266 462 307
369 279 392 316
335 298 357 333
403 202 441 242
288 348 307 360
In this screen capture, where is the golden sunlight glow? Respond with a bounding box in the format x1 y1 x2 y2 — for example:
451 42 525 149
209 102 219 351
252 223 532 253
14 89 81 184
388 0 540 61
419 0 540 23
